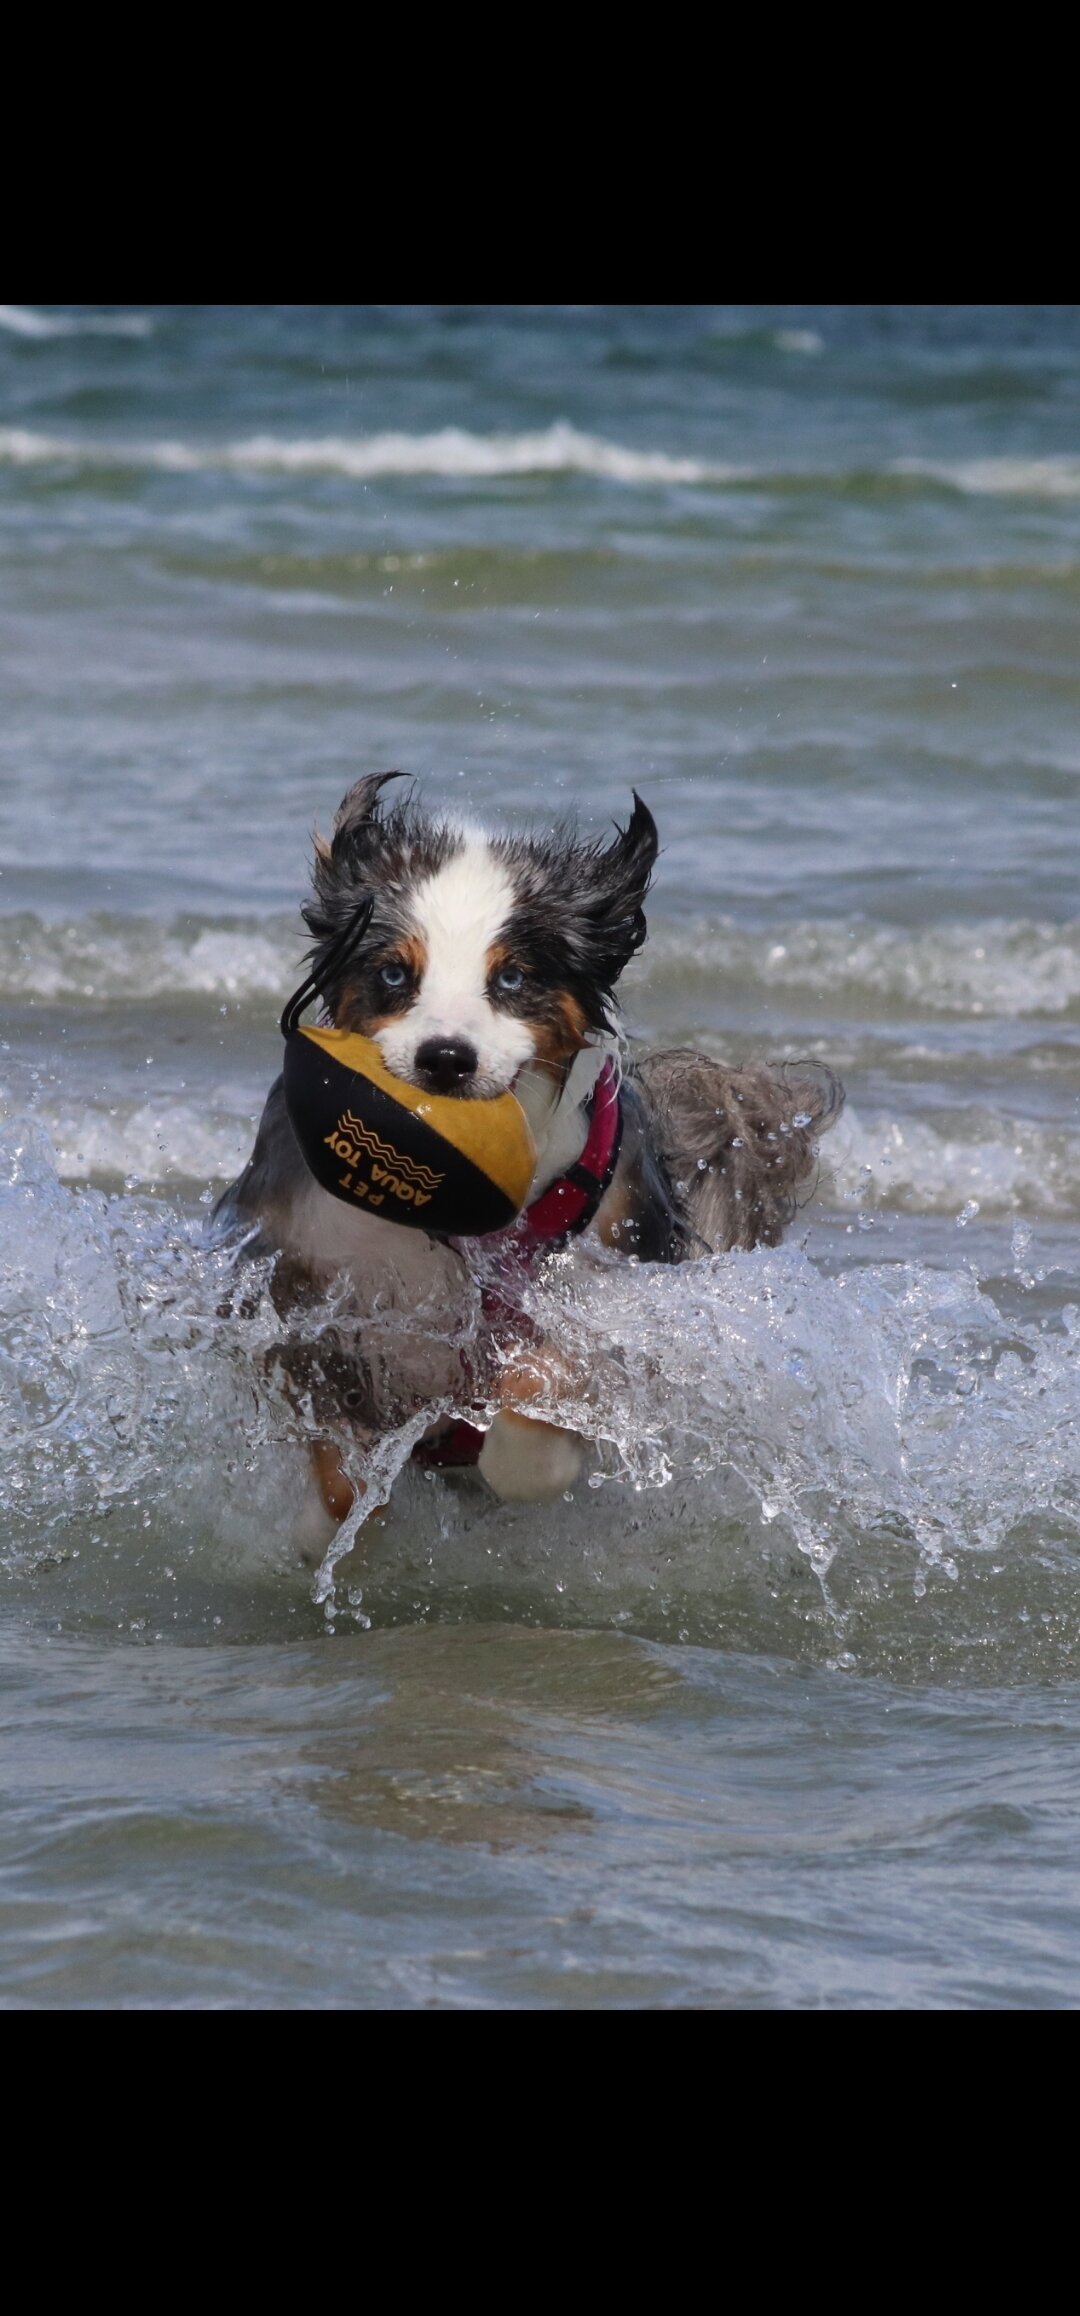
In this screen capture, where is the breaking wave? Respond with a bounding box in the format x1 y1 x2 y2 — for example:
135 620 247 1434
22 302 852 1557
894 456 1080 501
3 421 1080 502
9 1118 1080 1232
0 305 153 341
5 1092 1074 1221
5 912 1080 1021
825 1106 1080 1221
31 1100 256 1193
4 912 1079 1214
0 912 299 1004
0 421 727 487
642 916 1080 1019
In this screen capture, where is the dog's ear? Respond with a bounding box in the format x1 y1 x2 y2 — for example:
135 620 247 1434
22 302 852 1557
579 793 659 985
328 769 406 861
306 772 407 956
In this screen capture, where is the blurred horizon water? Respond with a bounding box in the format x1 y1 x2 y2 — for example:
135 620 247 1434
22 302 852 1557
3 306 1080 2008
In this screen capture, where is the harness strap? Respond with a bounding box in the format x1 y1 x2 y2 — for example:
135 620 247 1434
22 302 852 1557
412 1060 623 1471
412 1417 487 1470
520 1060 622 1243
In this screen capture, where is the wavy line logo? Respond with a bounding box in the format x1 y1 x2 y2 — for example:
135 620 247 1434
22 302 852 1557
321 1110 446 1210
337 1111 444 1191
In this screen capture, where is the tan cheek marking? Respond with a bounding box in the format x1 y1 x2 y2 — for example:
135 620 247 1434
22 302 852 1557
531 992 589 1068
333 979 372 1031
334 979 394 1034
486 947 587 1065
558 992 588 1045
400 933 428 982
332 994 406 1036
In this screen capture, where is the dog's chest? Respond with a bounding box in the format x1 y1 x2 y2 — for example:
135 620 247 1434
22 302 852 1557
290 1179 469 1312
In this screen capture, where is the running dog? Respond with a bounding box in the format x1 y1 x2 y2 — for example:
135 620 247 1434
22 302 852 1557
215 773 843 1521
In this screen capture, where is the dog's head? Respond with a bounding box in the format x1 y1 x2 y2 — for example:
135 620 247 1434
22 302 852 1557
302 772 658 1097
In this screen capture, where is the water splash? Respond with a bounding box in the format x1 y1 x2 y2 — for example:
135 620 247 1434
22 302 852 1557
3 1119 1080 1676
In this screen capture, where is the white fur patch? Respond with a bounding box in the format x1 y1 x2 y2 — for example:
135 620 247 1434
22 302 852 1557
375 838 536 1096
515 1045 609 1197
289 1178 467 1307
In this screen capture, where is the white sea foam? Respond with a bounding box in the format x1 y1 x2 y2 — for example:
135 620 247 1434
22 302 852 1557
4 417 1079 502
0 305 152 340
643 917 1080 1018
894 455 1080 501
707 320 824 357
824 1104 1080 1220
2 1082 1073 1219
0 426 202 468
223 424 723 484
41 1100 256 1189
0 420 732 487
4 914 1080 1211
0 912 298 1003
6 912 1080 1019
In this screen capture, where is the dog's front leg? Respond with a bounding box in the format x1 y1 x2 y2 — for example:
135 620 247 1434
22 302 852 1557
477 1346 586 1503
311 1437 361 1522
479 1411 586 1501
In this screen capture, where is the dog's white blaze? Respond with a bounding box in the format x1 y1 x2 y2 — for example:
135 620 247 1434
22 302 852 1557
375 838 536 1093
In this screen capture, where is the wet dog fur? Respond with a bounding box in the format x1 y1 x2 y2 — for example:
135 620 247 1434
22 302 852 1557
215 774 844 1525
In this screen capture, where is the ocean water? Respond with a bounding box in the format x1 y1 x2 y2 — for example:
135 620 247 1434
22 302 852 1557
3 304 1080 2008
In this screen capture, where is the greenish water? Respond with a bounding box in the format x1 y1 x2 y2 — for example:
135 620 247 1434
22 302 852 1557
3 305 1080 2006
9 1625 1080 2010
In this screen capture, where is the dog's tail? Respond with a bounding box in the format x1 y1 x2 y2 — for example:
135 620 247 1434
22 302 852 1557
630 1048 845 1253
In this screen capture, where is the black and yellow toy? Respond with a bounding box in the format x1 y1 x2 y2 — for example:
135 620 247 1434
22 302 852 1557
280 904 537 1238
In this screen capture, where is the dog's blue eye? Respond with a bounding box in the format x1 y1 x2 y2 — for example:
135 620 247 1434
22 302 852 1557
494 964 524 994
379 962 408 990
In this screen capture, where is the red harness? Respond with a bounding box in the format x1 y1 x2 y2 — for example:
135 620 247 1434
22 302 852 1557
412 1059 622 1470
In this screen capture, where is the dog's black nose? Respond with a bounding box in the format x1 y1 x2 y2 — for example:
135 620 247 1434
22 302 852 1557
415 1037 479 1092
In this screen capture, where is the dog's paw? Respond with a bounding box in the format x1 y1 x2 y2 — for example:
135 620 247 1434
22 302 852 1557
478 1410 586 1502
